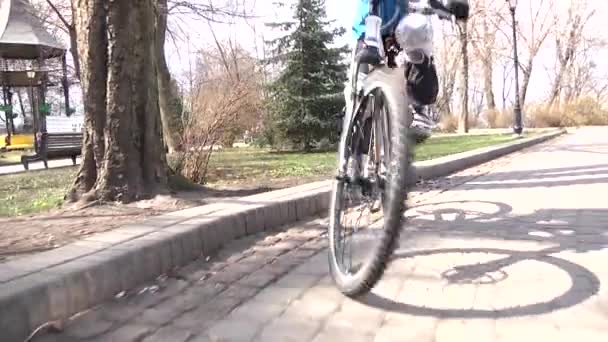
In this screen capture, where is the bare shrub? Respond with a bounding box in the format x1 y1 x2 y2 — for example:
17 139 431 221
439 114 459 133
527 97 608 128
172 40 264 184
486 108 513 128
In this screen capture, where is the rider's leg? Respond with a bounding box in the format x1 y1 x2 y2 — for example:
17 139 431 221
353 0 387 66
405 52 440 140
344 40 372 181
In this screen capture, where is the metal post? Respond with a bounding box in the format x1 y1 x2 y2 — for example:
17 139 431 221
510 7 523 135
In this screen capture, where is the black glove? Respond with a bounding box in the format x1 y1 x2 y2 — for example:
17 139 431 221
446 0 470 20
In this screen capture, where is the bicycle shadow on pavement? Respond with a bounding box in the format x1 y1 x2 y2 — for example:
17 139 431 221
356 200 605 319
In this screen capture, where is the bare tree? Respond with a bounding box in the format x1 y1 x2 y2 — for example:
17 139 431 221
30 0 80 79
495 0 555 108
435 24 460 117
457 20 470 133
469 0 500 111
547 1 595 108
500 61 513 109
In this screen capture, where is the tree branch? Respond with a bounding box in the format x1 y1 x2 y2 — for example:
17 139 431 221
45 0 71 29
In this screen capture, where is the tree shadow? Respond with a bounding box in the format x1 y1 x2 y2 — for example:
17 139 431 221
355 200 605 319
444 164 608 190
194 186 275 198
543 143 608 155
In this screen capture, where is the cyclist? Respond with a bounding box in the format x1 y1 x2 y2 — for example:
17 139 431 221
347 0 469 139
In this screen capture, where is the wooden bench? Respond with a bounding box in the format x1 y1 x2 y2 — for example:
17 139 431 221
21 132 83 170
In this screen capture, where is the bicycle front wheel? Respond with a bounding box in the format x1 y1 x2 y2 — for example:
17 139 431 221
328 65 414 297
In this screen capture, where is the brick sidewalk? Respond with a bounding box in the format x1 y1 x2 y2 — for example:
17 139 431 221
34 127 608 341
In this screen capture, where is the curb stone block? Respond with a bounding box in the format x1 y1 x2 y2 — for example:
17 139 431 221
245 206 267 234
279 201 291 227
200 219 225 256
287 199 298 222
0 129 565 342
234 211 249 238
168 233 186 270
0 288 30 342
62 271 91 316
178 228 200 265
259 202 281 232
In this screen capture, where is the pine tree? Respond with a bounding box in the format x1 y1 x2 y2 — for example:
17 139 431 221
266 0 348 150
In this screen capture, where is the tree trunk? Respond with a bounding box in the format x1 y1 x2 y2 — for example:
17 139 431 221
16 89 25 120
61 54 71 116
480 9 496 111
70 0 168 203
69 0 107 200
520 60 533 109
548 14 581 109
69 25 80 80
437 58 458 116
482 61 496 110
156 0 183 153
458 22 469 133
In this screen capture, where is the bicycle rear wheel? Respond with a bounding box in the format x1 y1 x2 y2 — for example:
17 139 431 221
328 66 414 297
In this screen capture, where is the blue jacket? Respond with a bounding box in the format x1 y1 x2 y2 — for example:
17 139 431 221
353 0 406 40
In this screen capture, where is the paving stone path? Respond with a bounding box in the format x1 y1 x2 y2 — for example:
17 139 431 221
0 157 78 175
34 127 608 341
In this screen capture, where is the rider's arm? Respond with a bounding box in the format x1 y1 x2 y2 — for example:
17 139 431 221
353 0 369 40
353 0 408 40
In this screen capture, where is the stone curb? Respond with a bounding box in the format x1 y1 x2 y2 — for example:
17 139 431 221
0 128 565 341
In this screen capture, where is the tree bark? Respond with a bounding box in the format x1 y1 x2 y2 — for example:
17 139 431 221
156 0 183 152
482 61 496 110
458 22 469 133
437 53 458 116
435 26 459 117
480 7 496 111
70 0 168 203
69 0 107 200
519 60 533 109
17 89 25 120
69 25 80 80
547 13 582 109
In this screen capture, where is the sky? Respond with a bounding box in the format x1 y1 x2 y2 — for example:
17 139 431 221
165 0 608 109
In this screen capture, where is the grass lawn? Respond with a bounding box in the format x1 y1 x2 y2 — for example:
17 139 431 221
0 167 77 217
206 133 525 185
415 133 519 161
0 133 528 217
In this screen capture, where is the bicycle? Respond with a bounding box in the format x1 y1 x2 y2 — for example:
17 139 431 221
328 0 467 297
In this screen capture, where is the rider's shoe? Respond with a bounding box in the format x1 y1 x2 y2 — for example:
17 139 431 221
410 105 436 143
